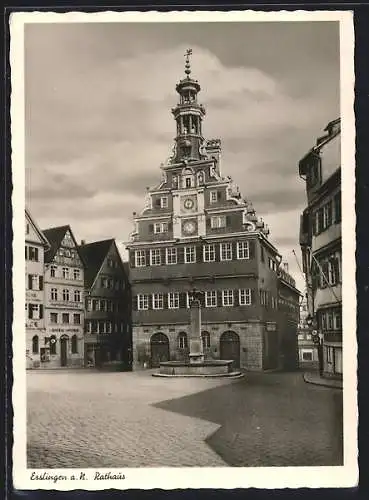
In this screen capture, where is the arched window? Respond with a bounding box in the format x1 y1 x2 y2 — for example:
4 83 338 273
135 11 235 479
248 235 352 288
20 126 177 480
71 335 78 354
32 335 39 354
50 335 57 355
197 171 204 186
74 290 81 302
201 331 210 349
178 332 188 349
63 289 69 301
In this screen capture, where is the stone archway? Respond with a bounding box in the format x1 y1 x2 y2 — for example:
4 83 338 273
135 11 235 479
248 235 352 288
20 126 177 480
150 333 170 368
220 331 240 369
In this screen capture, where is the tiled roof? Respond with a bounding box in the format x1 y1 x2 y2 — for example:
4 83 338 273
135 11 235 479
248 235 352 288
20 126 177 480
78 239 115 289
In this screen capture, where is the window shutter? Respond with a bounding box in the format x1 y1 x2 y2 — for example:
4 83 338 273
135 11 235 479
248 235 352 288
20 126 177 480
148 295 153 310
146 250 150 264
148 224 154 233
179 292 187 308
39 276 43 291
168 221 173 232
217 290 223 307
197 244 203 263
249 240 255 259
215 243 220 262
178 247 185 264
28 275 33 290
217 191 221 201
28 305 32 319
226 215 231 227
39 305 43 319
129 251 135 268
161 248 166 264
251 288 256 305
206 218 211 228
234 289 240 307
233 242 238 259
163 294 168 309
132 296 138 311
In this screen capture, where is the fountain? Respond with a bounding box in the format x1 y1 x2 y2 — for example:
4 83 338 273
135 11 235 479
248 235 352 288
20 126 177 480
153 289 243 378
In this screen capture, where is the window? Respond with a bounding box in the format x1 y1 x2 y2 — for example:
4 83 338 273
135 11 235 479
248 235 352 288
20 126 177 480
32 335 39 354
154 222 168 233
269 258 277 271
138 294 149 310
166 247 177 265
50 313 58 324
62 313 69 324
62 289 69 302
73 314 80 325
237 241 249 260
51 288 58 301
334 310 342 330
334 192 341 223
185 246 196 263
62 267 69 279
150 249 161 266
74 290 81 302
100 299 106 312
302 351 313 361
160 197 168 209
178 332 188 349
220 242 232 261
327 311 333 330
323 201 332 229
185 177 192 188
168 292 179 309
73 269 80 280
86 321 92 334
326 346 333 363
107 258 113 268
99 322 106 334
107 322 112 334
135 250 146 267
101 278 108 288
205 291 217 307
210 191 218 203
27 246 39 262
211 216 226 229
203 244 215 262
71 335 78 354
201 331 210 349
152 293 164 310
239 289 252 306
50 265 57 277
172 175 178 188
222 290 234 307
49 335 57 355
28 304 42 320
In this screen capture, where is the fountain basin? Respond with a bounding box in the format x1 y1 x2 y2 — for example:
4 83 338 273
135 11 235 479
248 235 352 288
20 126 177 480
153 359 243 378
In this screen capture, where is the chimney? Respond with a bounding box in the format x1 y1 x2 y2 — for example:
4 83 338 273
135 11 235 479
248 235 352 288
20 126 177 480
283 262 289 273
81 240 86 246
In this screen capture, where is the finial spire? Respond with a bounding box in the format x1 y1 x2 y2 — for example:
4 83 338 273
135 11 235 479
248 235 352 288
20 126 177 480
184 48 192 76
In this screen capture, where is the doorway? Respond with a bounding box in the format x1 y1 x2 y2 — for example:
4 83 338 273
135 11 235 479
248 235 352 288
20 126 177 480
60 336 68 367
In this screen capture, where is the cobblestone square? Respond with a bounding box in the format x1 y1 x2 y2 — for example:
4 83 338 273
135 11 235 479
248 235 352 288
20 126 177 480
27 370 343 468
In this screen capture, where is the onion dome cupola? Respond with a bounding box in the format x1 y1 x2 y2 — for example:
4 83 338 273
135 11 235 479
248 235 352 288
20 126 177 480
171 49 206 163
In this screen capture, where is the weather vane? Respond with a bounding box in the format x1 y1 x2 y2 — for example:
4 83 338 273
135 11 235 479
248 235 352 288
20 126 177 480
184 48 192 76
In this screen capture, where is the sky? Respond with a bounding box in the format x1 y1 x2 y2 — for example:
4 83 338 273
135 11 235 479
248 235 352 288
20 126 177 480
24 21 340 293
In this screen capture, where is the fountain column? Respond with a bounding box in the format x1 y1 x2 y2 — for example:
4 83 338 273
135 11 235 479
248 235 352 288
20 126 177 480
188 290 204 364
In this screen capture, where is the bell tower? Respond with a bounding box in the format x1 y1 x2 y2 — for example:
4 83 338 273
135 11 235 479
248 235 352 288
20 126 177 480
171 49 206 163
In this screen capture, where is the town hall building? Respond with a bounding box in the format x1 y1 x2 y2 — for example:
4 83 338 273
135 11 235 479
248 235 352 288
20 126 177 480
126 50 300 371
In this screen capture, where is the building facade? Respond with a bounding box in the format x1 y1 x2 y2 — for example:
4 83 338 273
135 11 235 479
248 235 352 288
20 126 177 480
79 239 132 370
126 51 300 371
299 118 342 378
25 209 50 369
42 226 85 368
297 295 319 369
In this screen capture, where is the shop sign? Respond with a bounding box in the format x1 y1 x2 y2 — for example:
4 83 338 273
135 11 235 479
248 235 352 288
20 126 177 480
49 327 81 333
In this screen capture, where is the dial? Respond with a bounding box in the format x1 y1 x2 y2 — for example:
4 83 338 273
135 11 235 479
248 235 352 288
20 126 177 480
183 221 196 235
184 198 194 210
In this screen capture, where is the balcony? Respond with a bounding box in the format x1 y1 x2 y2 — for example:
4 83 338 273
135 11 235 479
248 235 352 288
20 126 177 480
315 284 342 308
312 223 341 252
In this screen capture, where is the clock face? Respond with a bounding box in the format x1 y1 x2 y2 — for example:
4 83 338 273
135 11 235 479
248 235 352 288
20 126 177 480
183 221 196 235
184 198 194 210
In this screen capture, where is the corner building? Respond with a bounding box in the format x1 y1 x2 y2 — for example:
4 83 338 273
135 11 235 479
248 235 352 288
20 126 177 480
127 52 300 371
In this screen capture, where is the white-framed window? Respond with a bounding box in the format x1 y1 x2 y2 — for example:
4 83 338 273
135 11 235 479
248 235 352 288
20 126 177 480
74 290 81 302
178 332 188 349
239 289 251 306
137 294 149 310
269 258 277 271
201 331 211 349
222 290 234 307
203 244 215 262
154 222 168 233
210 191 218 203
29 275 39 290
135 250 146 267
28 304 42 320
152 293 164 310
50 265 57 277
166 247 177 265
50 312 58 324
237 241 249 260
205 290 217 308
62 267 69 279
150 249 161 266
86 299 92 311
220 242 232 261
185 176 193 188
211 216 226 228
185 246 196 263
86 321 92 334
168 292 179 309
73 269 80 280
160 197 168 209
107 322 112 333
62 289 69 301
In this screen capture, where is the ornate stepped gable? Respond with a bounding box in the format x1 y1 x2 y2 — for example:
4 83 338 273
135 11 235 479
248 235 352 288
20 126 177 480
129 49 270 244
